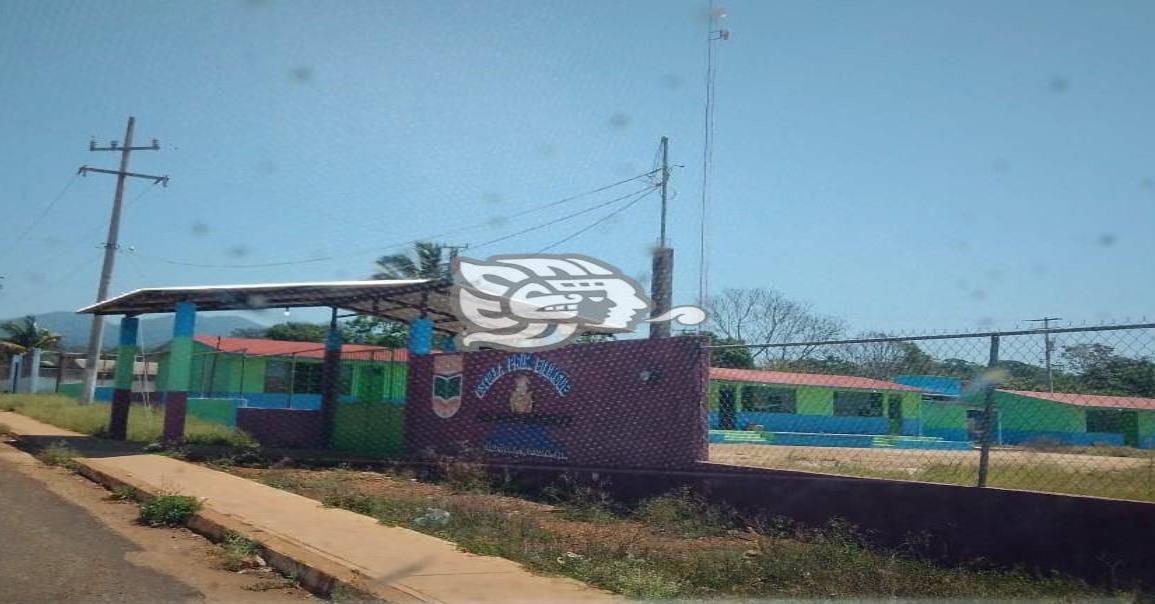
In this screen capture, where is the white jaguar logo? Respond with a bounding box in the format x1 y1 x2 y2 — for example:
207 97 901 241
451 254 705 351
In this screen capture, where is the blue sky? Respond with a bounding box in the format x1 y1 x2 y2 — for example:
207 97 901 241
1 0 1152 335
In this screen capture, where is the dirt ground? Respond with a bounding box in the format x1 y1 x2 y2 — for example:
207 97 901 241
0 440 316 604
710 443 1153 477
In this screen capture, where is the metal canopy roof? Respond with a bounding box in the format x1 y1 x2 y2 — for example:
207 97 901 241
76 279 465 334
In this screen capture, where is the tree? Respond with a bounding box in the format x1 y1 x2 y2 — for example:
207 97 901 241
705 288 844 365
373 241 454 280
232 322 329 343
1062 343 1155 397
341 316 409 348
700 332 755 368
836 334 937 380
1 316 62 357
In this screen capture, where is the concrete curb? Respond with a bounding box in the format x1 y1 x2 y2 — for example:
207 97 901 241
71 459 430 604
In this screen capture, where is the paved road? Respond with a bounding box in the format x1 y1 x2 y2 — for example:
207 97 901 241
0 460 200 604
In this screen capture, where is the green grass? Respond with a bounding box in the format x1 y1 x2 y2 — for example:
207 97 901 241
37 440 80 469
0 394 255 447
218 531 262 571
138 494 202 527
258 469 1119 600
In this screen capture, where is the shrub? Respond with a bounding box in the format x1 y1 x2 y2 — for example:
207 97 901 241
632 486 736 537
219 531 262 571
139 494 202 527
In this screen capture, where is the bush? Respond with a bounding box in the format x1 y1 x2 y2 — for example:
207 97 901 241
139 494 202 527
632 486 736 537
219 531 262 571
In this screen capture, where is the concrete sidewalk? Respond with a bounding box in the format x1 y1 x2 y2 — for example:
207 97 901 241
0 412 616 603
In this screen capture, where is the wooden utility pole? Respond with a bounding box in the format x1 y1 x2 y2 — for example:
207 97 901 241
78 117 168 404
649 136 673 339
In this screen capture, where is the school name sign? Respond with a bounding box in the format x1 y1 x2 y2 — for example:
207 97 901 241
473 353 572 398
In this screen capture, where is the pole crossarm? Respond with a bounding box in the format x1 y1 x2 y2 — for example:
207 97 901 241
78 166 170 187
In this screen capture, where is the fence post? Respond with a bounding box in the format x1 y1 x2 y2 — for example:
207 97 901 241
976 334 1000 487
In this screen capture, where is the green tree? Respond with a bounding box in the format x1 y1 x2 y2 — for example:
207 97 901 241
232 322 329 343
1 316 62 357
373 241 454 280
703 333 755 369
1062 343 1155 397
341 316 409 348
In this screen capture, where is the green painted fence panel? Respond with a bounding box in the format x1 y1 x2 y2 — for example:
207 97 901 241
330 402 405 457
186 397 238 427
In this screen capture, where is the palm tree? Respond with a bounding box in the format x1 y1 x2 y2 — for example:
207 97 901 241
1 316 62 356
372 241 456 280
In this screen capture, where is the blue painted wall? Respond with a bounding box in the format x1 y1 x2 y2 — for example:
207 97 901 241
708 411 899 435
1001 430 1125 447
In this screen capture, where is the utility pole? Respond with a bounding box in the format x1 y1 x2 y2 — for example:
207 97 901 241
78 117 168 404
1026 316 1062 392
649 136 673 339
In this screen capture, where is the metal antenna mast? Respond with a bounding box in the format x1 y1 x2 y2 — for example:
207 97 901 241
78 116 169 404
1026 316 1063 392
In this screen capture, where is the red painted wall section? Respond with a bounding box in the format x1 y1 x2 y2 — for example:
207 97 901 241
405 336 709 469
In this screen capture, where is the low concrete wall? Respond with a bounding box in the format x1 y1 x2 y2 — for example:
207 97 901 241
483 461 1155 588
236 408 324 449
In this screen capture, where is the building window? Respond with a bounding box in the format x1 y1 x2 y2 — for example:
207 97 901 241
740 386 797 413
1086 409 1126 434
292 362 325 394
265 360 291 393
833 391 883 417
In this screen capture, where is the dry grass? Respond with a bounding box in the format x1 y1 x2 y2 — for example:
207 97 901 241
0 394 255 447
711 443 1155 502
229 466 1120 600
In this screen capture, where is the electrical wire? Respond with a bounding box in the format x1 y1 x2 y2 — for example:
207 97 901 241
538 187 658 252
0 174 80 262
468 184 659 252
129 170 663 269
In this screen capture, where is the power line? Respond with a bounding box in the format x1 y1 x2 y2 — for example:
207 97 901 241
130 170 663 269
538 187 658 252
0 174 81 262
469 184 658 251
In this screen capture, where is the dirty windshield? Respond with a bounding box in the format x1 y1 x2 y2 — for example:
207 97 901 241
2 1 1153 602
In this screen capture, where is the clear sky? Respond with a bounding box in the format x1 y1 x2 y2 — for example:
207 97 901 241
1 0 1152 335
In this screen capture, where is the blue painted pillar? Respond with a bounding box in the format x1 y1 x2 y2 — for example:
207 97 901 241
108 317 139 440
163 302 197 445
408 318 434 355
319 308 343 447
440 333 457 353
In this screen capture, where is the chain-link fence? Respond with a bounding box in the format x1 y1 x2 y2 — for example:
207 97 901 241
705 323 1155 501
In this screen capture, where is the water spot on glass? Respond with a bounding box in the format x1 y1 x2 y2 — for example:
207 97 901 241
256 161 278 175
487 215 509 229
1097 233 1117 247
984 269 1003 282
228 245 251 258
635 271 651 285
290 66 314 83
1048 77 1070 93
245 294 268 309
1031 263 1049 276
660 74 683 90
614 161 637 176
536 143 558 158
991 158 1009 174
955 279 969 290
978 316 995 328
607 113 631 129
482 193 503 204
191 222 210 237
970 289 987 301
25 272 45 285
1140 177 1153 191
40 236 62 248
951 241 971 252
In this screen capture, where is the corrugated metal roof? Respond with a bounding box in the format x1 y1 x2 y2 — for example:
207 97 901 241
193 336 408 362
709 367 922 392
1001 389 1155 412
76 279 463 334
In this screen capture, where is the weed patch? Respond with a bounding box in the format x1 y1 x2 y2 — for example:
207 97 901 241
632 486 736 537
218 531 262 572
139 494 201 527
37 441 79 469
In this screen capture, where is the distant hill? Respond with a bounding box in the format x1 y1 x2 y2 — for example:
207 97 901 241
1 311 269 351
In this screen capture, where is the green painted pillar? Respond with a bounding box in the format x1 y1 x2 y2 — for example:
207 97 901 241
162 301 197 445
107 317 139 440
